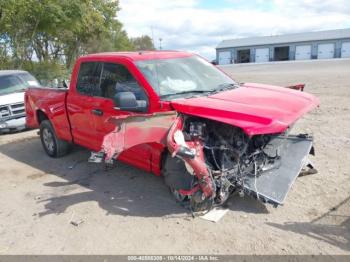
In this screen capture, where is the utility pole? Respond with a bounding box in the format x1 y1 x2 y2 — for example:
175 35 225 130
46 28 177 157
159 38 162 50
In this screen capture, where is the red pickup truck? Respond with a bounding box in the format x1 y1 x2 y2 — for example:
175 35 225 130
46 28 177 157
25 51 319 212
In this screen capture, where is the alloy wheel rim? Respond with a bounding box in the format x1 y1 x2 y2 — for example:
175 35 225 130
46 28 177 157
43 128 54 153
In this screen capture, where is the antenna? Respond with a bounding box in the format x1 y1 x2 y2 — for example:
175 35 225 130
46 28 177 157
159 38 162 50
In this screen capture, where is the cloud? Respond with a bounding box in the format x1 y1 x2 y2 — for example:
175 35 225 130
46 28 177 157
119 0 350 60
272 0 350 15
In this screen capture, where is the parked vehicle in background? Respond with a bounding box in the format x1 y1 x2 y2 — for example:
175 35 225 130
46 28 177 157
25 51 319 213
0 70 40 133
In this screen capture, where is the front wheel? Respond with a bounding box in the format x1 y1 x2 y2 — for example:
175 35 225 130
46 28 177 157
39 120 71 157
169 187 187 203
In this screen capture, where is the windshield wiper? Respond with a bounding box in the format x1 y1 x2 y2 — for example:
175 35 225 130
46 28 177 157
210 83 239 94
160 90 210 98
217 83 238 90
160 83 239 99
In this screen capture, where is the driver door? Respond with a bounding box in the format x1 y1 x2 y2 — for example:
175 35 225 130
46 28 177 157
89 61 153 170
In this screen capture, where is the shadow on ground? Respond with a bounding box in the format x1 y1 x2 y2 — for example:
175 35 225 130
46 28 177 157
0 137 184 218
267 196 350 251
0 137 268 218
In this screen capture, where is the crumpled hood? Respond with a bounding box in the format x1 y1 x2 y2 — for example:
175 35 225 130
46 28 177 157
0 92 25 106
170 83 319 136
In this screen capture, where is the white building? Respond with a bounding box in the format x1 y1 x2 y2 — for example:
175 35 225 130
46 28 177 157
216 28 350 65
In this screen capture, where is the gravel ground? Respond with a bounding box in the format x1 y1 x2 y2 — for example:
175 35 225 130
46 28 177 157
0 59 349 254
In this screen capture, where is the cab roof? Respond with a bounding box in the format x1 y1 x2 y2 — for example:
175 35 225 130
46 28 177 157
82 50 194 61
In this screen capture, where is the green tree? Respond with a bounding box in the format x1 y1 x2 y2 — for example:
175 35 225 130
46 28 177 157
130 35 155 51
0 0 156 82
0 0 134 72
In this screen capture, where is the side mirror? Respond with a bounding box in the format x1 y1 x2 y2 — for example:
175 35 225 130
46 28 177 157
113 91 147 112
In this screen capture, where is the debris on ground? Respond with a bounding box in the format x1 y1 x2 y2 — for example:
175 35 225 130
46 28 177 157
69 211 84 226
70 219 84 227
200 208 229 223
68 159 86 170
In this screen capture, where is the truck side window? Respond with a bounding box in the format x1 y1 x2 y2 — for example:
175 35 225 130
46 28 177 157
76 62 103 96
100 63 148 103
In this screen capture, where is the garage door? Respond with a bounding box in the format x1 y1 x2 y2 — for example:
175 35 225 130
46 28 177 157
255 48 269 63
218 51 231 65
341 42 350 58
295 45 311 60
317 43 335 59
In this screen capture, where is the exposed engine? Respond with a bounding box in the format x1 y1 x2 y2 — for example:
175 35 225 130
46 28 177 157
164 114 313 214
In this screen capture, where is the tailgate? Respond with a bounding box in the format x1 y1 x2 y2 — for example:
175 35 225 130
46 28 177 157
243 135 314 206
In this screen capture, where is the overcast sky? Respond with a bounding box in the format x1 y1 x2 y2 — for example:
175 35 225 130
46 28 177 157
119 0 350 60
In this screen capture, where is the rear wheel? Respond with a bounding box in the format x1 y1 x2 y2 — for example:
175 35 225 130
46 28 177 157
39 120 71 157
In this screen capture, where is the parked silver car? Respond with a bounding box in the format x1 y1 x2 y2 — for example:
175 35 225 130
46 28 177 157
0 70 40 133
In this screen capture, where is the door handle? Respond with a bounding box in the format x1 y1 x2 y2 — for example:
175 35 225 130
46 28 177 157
91 109 103 116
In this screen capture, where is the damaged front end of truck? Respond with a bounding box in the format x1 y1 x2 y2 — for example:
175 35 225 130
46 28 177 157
164 114 316 213
95 104 317 214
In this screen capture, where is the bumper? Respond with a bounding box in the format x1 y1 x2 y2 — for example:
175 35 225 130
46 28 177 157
0 117 26 133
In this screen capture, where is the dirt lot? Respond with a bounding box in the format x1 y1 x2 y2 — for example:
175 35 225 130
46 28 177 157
0 59 349 255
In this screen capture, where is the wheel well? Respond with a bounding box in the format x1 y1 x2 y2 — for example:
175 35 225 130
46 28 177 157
159 149 170 175
37 110 48 124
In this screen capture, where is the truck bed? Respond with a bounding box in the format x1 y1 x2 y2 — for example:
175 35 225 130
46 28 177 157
25 87 72 142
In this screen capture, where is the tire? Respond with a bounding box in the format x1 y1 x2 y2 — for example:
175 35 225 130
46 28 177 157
39 120 70 157
162 153 194 191
162 153 196 206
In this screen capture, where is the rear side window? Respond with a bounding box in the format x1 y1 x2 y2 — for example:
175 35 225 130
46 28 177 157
76 62 103 96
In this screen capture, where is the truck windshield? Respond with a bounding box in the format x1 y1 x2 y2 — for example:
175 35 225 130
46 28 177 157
136 56 237 99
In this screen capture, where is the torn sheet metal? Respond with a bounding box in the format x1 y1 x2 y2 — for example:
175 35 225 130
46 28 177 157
102 111 177 160
166 117 214 198
101 112 215 199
